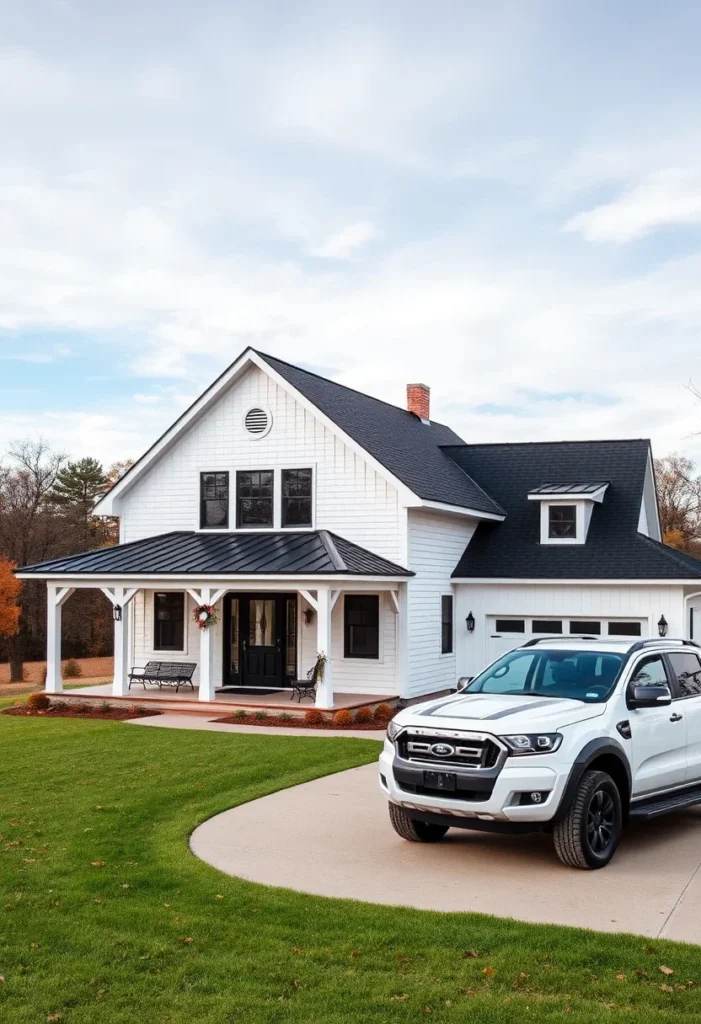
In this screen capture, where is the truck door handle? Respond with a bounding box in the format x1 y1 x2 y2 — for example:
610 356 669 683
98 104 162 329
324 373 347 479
670 712 683 722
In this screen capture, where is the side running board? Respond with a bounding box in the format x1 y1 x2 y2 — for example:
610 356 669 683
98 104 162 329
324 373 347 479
629 786 701 821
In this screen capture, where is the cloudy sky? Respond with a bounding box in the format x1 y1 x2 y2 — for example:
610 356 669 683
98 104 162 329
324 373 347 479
2 0 701 468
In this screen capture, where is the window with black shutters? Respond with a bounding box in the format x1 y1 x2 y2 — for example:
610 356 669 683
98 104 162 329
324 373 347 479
282 468 312 527
344 595 379 659
200 472 229 529
548 504 577 539
441 595 453 654
154 592 185 651
236 470 274 527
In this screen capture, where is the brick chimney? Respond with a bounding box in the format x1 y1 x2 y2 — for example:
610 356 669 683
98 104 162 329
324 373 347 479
406 383 430 422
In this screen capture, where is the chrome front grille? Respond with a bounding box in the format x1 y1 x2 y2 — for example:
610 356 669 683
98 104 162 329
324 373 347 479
397 730 504 771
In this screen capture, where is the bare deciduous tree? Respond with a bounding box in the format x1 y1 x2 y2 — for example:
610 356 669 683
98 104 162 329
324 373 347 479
654 453 701 553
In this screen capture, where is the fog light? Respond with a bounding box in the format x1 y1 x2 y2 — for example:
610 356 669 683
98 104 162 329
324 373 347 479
518 791 549 806
530 791 542 803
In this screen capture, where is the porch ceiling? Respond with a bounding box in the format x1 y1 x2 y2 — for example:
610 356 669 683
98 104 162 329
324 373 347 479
16 529 413 579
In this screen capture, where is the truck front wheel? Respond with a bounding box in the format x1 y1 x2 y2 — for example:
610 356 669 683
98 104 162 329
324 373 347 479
553 769 622 869
388 803 449 842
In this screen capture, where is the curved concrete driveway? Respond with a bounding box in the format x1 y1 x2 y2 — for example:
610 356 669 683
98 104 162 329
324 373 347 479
191 763 701 941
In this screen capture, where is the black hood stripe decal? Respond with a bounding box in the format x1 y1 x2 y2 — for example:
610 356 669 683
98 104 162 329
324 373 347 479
482 698 564 720
420 696 565 720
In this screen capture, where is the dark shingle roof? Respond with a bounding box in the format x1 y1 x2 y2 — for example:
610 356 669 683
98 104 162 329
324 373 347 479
447 439 701 580
258 351 504 516
16 531 413 577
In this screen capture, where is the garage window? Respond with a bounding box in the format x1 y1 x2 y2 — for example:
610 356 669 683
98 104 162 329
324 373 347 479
495 619 525 633
532 619 563 634
608 621 642 636
570 620 601 635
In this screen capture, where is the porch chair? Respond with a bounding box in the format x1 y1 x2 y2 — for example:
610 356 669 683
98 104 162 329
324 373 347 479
290 658 324 703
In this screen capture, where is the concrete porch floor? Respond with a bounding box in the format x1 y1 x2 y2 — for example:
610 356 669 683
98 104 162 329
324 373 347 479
61 682 395 714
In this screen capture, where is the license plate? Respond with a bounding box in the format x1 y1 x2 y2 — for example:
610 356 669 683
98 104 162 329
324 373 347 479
423 771 456 792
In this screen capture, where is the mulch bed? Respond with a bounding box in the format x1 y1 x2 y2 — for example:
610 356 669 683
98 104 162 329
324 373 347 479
3 705 162 721
213 714 388 730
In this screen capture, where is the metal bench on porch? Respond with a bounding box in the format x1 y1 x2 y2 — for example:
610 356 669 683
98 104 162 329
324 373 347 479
290 655 326 703
128 661 197 693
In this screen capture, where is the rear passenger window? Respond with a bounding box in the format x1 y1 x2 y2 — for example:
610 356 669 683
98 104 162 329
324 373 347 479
668 652 701 697
630 656 669 688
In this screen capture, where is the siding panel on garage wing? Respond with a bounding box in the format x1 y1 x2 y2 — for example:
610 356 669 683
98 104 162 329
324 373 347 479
120 365 402 564
406 510 478 697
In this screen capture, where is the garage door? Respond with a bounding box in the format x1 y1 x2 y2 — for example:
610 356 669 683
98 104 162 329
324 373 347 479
487 616 646 664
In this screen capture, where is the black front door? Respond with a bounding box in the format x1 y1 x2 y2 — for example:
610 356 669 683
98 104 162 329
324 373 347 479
223 593 297 689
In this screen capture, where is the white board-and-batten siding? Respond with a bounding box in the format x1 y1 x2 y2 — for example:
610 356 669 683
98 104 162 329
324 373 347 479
119 365 402 564
405 510 478 697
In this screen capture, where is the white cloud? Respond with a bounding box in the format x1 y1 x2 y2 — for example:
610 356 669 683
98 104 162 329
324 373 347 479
311 220 381 260
564 169 701 243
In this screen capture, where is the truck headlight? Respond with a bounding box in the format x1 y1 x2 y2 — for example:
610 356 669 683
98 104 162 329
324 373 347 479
502 733 563 755
386 719 402 743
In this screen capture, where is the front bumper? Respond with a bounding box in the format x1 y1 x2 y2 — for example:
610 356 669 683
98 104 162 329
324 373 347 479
379 739 569 824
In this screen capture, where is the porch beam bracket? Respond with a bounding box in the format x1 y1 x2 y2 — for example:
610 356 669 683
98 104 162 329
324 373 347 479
388 590 400 615
186 588 204 605
329 589 341 612
299 589 319 612
210 588 228 607
54 586 75 608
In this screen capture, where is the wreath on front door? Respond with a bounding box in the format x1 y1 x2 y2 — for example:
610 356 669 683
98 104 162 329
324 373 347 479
193 603 219 631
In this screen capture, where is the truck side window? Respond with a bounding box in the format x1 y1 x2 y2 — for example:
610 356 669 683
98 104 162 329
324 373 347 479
629 655 669 689
667 652 701 697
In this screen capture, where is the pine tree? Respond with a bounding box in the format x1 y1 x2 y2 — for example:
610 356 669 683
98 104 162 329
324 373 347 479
50 458 108 512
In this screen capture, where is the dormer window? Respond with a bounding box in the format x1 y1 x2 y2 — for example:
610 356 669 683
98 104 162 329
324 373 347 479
528 481 609 546
549 505 577 539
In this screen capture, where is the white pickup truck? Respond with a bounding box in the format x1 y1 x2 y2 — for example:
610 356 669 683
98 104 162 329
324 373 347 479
380 636 701 868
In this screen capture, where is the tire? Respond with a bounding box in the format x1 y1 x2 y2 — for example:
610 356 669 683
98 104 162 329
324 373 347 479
553 770 622 869
388 803 449 842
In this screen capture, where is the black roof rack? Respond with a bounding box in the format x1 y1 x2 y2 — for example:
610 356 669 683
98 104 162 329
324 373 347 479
627 638 701 654
521 635 601 648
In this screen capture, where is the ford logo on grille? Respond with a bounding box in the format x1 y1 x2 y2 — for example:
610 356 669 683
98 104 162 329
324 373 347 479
430 742 455 758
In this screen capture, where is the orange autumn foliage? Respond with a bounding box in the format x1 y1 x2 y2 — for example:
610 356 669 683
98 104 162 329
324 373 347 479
0 561 21 638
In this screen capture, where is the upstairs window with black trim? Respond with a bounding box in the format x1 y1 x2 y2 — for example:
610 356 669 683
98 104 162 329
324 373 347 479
282 468 313 528
236 470 273 528
200 472 229 529
154 592 185 652
441 595 454 654
344 595 379 659
548 504 577 539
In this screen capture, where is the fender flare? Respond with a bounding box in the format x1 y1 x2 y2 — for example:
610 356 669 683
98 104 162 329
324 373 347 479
552 738 632 822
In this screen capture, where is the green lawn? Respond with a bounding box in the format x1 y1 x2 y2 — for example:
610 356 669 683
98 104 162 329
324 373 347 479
1 718 700 1023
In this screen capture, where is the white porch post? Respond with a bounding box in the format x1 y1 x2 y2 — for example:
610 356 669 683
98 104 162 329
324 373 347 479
188 587 227 703
101 587 138 697
46 584 74 693
315 584 334 709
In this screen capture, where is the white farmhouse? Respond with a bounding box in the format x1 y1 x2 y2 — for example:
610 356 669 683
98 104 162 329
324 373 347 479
17 348 701 709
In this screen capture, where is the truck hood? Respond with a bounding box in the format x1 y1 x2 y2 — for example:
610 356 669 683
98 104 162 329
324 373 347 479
399 692 606 733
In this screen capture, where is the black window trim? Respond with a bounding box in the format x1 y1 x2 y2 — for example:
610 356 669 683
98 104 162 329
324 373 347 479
153 591 186 653
281 467 314 529
343 593 380 660
628 652 672 699
235 469 275 530
547 503 578 540
440 594 454 655
199 470 229 530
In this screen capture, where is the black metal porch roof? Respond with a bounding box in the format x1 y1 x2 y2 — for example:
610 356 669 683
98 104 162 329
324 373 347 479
16 530 414 577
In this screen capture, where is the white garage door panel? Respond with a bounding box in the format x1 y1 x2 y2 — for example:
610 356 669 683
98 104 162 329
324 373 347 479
486 615 645 665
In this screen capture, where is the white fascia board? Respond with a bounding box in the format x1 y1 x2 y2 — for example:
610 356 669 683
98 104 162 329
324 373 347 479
93 350 260 514
417 499 505 522
15 573 411 586
451 577 698 585
251 352 419 506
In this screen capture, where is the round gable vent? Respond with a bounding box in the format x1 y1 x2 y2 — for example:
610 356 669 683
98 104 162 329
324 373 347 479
243 406 272 438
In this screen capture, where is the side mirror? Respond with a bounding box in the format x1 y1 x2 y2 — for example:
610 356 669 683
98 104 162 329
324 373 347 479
456 677 473 692
629 683 672 709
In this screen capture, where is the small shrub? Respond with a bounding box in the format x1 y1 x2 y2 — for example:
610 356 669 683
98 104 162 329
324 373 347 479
98 701 112 714
72 701 90 714
63 659 83 679
27 692 50 712
304 708 326 726
279 711 293 722
52 700 66 712
332 708 354 728
373 702 395 722
253 709 268 720
355 706 373 724
232 708 248 720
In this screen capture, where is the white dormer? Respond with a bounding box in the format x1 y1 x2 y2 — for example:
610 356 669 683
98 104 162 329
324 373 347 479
527 482 610 545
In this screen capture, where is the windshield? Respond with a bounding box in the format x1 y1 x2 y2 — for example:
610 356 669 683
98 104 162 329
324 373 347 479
467 648 625 703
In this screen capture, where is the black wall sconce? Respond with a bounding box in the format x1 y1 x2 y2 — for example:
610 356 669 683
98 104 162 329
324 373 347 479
303 607 315 626
657 614 668 637
465 611 475 633
112 604 122 622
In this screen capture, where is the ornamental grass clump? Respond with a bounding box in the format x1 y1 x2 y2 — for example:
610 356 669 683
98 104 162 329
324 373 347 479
304 708 326 725
354 706 373 724
332 709 354 728
253 710 268 720
98 702 112 714
232 708 248 720
27 692 50 712
279 712 293 722
373 702 395 722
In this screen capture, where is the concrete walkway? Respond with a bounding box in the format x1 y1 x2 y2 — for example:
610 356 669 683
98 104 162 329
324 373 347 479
191 762 701 942
128 712 385 740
